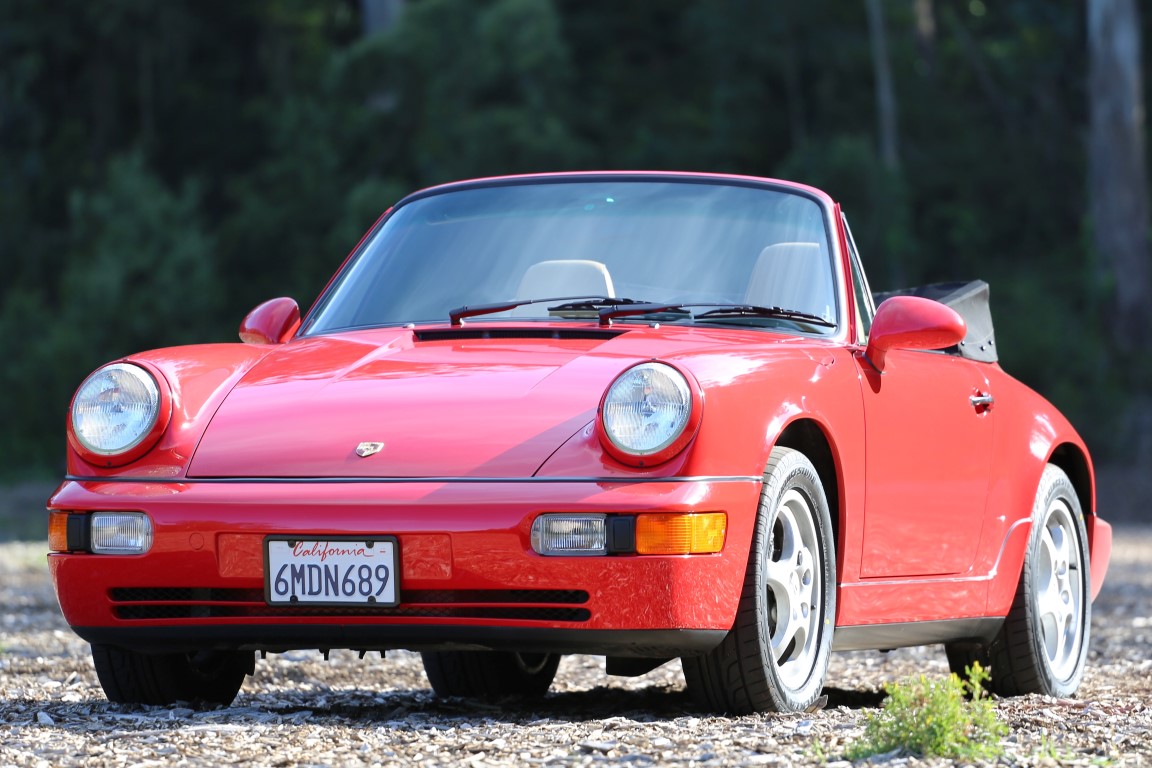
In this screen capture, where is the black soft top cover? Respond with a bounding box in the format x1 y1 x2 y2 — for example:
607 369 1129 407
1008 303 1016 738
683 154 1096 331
874 280 997 363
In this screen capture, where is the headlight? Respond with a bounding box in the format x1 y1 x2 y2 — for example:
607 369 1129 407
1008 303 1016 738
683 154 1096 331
70 362 169 464
598 362 701 465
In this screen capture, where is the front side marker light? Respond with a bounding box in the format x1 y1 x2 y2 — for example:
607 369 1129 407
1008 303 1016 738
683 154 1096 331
48 511 71 553
90 512 153 555
531 514 607 556
636 512 727 555
49 511 91 553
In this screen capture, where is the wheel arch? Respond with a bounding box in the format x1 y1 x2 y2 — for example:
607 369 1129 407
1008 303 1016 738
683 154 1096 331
988 438 1107 616
1047 442 1094 518
1046 441 1110 601
773 419 842 555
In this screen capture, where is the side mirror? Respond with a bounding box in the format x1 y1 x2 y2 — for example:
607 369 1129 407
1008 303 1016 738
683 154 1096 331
864 295 966 372
239 297 301 344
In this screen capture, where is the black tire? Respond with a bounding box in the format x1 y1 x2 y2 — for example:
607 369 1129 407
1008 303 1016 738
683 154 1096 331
91 645 253 706
421 651 560 699
984 464 1091 697
944 641 991 682
683 447 836 713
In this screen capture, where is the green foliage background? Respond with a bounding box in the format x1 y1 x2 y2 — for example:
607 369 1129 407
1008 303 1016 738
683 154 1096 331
0 0 1143 478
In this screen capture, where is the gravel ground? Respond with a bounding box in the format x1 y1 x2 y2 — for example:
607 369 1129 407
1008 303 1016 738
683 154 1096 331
1 529 1149 768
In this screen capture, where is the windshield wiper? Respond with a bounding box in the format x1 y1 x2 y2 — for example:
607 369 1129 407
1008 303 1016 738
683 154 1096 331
596 302 834 328
593 303 691 326
693 305 835 327
545 297 651 312
450 297 834 329
449 296 651 326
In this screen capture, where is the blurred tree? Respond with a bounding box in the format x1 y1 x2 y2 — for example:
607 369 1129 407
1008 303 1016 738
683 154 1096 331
62 151 220 355
0 0 1146 473
1088 0 1152 353
865 0 900 170
370 0 587 182
0 293 63 476
1088 0 1152 460
360 0 404 36
0 151 219 478
912 0 937 77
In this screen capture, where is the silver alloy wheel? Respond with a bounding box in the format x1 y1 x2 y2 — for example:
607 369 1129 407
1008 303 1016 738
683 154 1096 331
764 487 822 689
974 463 1090 698
682 446 834 713
1035 497 1085 680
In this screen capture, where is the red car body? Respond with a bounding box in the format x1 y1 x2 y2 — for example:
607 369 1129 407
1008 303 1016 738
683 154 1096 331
48 172 1111 712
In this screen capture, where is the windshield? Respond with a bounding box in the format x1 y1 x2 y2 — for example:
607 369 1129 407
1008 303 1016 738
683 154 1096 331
305 179 838 334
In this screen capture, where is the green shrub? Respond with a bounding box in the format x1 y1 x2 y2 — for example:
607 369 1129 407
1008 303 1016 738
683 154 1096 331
846 662 1007 761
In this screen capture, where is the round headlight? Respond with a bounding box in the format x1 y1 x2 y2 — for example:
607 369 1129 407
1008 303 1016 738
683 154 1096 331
71 363 164 459
599 362 700 464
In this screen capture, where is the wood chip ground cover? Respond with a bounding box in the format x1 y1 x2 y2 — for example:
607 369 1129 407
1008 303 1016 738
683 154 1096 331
1 529 1148 767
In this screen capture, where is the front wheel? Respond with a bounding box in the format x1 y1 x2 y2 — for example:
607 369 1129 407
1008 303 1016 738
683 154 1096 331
985 464 1091 697
421 651 560 699
91 645 253 706
683 447 836 713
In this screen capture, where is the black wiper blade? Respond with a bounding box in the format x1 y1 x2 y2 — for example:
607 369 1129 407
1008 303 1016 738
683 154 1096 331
451 298 834 329
595 302 834 328
693 304 836 328
596 303 692 326
546 297 651 312
450 295 632 326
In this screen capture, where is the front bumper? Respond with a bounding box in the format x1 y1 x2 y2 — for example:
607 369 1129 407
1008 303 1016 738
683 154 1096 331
48 477 760 656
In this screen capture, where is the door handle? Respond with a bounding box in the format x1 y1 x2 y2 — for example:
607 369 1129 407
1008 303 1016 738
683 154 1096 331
969 393 994 411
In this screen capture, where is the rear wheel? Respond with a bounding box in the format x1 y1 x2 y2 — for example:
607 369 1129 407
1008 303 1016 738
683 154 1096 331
683 447 835 713
421 651 560 699
984 464 1091 697
91 645 253 706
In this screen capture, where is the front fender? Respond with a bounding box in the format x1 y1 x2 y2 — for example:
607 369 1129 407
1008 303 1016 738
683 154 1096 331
65 344 277 478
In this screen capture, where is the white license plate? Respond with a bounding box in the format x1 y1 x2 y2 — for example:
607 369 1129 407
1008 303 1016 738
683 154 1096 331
265 537 399 606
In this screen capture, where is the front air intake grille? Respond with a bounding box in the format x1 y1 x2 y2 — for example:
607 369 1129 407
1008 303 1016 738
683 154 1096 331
108 587 591 622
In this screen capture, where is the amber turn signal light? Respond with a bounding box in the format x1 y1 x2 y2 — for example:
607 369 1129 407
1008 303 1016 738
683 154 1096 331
48 511 71 553
635 512 726 555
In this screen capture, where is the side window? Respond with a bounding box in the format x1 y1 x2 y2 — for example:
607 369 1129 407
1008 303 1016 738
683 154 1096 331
842 214 875 343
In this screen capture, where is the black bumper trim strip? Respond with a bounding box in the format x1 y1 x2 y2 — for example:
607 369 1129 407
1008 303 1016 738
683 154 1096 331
72 625 727 658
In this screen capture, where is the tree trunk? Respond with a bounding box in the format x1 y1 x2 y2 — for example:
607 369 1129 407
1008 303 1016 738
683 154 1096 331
864 0 899 171
913 0 936 78
1088 0 1152 352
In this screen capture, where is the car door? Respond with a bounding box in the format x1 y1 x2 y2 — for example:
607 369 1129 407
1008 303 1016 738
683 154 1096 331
856 348 995 578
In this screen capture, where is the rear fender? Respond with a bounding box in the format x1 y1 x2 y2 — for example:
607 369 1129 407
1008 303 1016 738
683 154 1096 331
981 387 1101 614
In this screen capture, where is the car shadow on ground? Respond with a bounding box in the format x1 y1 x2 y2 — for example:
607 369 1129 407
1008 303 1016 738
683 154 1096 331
14 679 885 726
218 684 888 724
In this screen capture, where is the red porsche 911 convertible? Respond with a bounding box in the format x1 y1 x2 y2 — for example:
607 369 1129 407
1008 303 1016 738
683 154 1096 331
49 172 1111 713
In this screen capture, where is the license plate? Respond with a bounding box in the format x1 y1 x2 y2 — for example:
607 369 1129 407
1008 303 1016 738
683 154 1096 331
265 537 399 606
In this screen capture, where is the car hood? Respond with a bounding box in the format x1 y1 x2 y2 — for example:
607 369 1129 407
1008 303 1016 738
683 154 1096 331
187 327 662 478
